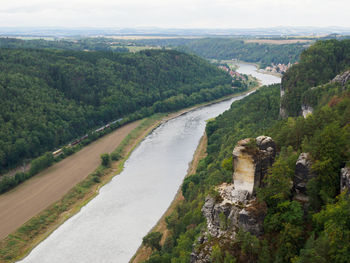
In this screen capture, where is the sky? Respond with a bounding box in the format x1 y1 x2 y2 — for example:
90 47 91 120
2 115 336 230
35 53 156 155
0 0 349 29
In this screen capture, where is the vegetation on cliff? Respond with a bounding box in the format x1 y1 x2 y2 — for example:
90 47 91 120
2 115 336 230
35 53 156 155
141 84 281 263
141 40 350 263
281 39 350 116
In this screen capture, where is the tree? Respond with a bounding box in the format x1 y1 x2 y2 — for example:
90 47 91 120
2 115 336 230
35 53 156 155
100 153 111 167
142 232 163 251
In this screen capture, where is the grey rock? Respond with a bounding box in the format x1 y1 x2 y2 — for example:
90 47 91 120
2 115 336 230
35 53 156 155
340 167 350 194
192 137 275 262
293 153 317 208
279 86 288 118
331 70 350 86
254 136 276 191
301 104 313 118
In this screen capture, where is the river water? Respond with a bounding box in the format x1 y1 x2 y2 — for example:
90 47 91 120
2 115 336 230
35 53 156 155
19 63 280 263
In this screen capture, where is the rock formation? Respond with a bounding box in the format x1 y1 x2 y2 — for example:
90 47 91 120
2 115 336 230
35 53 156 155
301 104 314 118
279 86 288 118
191 136 275 263
340 167 350 194
233 136 276 195
331 69 350 87
292 153 316 207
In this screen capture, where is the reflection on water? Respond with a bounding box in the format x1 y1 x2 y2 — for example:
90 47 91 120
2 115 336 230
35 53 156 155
19 63 280 263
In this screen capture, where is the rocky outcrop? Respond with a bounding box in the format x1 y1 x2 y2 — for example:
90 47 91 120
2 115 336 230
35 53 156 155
233 136 276 195
201 183 264 239
279 86 288 118
292 153 316 205
331 69 350 87
340 167 350 194
191 136 275 263
301 104 313 118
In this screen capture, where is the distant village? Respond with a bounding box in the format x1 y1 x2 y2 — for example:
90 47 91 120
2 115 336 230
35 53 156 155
217 65 247 81
264 62 297 74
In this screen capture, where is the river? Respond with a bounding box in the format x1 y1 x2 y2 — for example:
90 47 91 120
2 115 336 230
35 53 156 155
19 63 280 263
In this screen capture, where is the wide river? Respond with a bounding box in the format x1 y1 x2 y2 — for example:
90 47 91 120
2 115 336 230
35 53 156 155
19 63 280 263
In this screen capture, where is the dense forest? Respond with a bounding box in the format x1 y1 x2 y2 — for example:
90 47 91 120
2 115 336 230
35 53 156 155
0 37 307 68
0 48 235 174
0 37 128 52
140 40 350 263
132 38 307 67
281 39 350 116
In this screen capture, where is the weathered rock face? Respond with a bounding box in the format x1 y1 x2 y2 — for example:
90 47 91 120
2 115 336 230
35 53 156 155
301 104 314 118
192 185 266 263
331 69 350 87
293 153 316 204
279 86 288 118
340 167 350 194
191 136 275 263
201 183 264 238
233 136 276 195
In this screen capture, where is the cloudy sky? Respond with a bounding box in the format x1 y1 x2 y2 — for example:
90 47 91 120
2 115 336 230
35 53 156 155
0 0 349 28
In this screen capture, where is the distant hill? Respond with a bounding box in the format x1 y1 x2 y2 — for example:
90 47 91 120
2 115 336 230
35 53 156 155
281 39 350 116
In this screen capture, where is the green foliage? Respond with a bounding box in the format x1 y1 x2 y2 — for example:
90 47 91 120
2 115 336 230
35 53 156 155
295 194 350 263
211 245 224 263
257 155 296 207
142 232 163 251
221 156 233 172
162 235 175 253
110 151 122 161
0 37 128 52
141 41 350 263
143 85 281 262
181 174 200 201
29 152 54 176
0 47 233 174
100 153 111 167
236 229 260 261
281 39 350 116
133 38 305 65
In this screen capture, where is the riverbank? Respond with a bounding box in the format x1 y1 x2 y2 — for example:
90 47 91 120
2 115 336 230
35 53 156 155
130 134 208 263
0 87 257 263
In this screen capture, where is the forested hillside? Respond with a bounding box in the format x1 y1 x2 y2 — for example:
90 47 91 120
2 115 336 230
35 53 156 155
140 40 350 263
0 37 128 52
281 39 350 116
0 48 234 173
132 38 307 67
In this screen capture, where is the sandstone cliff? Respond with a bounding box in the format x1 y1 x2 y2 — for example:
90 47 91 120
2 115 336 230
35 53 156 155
191 136 276 263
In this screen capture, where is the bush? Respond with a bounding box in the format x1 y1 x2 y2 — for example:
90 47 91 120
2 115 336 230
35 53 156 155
142 232 163 251
111 152 122 161
29 152 54 176
100 153 111 167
